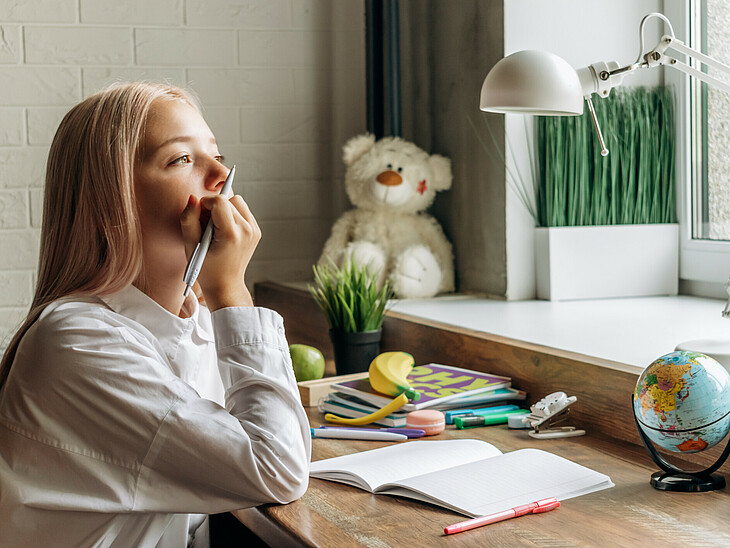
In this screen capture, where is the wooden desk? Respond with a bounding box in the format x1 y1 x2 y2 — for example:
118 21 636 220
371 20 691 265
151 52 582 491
234 282 730 546
235 407 729 547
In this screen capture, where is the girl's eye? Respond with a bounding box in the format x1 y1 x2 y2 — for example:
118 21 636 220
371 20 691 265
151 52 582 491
215 155 225 164
171 155 191 165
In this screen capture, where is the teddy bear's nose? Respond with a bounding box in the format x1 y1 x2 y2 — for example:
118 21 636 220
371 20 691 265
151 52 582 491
376 170 403 186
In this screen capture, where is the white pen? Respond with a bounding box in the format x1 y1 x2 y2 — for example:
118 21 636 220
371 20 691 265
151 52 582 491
182 165 236 297
310 428 407 442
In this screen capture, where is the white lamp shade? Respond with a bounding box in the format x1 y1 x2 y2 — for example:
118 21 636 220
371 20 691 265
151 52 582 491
480 50 584 115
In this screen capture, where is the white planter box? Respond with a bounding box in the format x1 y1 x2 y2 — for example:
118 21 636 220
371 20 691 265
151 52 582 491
535 224 679 301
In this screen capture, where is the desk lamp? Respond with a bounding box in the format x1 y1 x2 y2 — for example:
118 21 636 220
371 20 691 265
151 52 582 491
480 11 730 369
480 12 730 156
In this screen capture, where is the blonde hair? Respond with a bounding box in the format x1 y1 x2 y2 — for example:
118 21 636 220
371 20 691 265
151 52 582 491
0 82 197 388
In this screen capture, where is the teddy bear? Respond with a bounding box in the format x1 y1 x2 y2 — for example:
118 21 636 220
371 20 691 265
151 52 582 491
318 133 455 299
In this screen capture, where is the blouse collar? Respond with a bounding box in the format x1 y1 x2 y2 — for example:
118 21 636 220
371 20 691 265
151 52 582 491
99 285 214 361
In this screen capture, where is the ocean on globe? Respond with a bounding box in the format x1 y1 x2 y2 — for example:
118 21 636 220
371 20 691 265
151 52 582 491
633 351 730 453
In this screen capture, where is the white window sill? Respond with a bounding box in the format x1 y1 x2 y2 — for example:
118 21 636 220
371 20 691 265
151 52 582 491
389 295 730 375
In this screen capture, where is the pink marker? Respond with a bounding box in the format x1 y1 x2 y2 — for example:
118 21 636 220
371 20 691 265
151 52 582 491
443 497 560 535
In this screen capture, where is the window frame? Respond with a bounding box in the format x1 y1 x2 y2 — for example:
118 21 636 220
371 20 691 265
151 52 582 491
668 1 730 289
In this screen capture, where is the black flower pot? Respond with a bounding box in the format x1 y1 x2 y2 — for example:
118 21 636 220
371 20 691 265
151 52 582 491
329 328 382 375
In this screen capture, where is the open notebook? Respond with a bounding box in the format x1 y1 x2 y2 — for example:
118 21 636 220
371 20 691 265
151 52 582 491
309 439 613 518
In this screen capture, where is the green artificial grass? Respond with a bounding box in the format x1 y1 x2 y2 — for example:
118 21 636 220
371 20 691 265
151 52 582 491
309 262 393 333
535 87 675 227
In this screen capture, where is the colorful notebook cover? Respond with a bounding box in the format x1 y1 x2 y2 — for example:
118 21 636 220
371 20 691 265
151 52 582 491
330 363 511 411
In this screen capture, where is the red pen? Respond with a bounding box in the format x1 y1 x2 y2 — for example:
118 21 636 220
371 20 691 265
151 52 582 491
443 497 560 535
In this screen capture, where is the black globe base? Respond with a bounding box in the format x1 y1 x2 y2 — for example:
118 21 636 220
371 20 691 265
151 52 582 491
633 395 730 493
650 471 726 492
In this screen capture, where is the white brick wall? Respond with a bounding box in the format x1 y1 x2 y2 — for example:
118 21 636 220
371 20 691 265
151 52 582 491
0 0 366 347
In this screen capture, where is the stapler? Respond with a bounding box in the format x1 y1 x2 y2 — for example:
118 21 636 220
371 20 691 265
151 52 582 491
522 392 586 439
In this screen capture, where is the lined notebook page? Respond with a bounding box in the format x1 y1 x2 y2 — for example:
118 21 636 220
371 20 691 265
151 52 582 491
381 448 614 518
309 439 502 491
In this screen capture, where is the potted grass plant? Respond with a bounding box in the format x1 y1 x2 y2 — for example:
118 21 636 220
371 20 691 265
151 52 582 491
309 262 394 375
474 86 677 300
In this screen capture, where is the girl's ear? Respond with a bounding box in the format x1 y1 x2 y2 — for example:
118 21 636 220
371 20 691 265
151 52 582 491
343 133 376 166
428 154 453 191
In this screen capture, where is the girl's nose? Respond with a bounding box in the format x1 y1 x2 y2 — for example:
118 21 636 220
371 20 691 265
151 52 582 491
205 160 230 192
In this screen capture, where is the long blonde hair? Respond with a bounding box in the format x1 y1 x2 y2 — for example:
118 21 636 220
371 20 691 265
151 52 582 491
0 82 197 389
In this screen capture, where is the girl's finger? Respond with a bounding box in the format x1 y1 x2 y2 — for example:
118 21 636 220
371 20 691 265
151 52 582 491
229 195 260 234
179 195 202 256
200 194 237 240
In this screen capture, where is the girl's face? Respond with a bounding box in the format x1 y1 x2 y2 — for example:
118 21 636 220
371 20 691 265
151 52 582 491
135 98 229 273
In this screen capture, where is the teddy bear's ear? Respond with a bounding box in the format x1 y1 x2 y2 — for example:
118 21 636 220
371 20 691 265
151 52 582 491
343 133 376 166
429 154 453 191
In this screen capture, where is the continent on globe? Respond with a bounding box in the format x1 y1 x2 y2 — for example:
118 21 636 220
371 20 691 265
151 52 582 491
633 350 730 454
637 355 694 421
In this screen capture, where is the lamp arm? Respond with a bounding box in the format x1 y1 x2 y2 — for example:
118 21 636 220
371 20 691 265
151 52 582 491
650 35 730 95
587 33 730 98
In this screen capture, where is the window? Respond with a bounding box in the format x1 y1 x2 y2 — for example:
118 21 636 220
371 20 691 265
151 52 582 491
671 1 730 290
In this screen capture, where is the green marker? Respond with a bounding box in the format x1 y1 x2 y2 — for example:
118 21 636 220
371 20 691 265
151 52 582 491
454 409 530 429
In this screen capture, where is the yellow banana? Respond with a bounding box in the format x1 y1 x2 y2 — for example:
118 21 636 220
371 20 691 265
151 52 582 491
369 351 421 401
324 393 409 425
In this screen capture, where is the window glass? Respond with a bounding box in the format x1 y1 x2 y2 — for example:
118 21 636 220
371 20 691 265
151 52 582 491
695 0 730 240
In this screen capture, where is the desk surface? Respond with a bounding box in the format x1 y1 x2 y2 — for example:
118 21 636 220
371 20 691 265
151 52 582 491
234 407 730 547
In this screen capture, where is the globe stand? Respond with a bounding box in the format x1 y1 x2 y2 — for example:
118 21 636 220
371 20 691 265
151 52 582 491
632 396 730 492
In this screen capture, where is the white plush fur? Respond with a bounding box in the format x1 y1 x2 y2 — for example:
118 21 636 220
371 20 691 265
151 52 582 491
319 134 455 298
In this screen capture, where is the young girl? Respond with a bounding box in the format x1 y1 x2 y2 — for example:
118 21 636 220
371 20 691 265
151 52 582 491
0 82 311 546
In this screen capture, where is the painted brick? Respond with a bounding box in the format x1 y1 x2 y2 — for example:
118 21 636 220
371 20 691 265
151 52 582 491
0 229 40 269
225 143 335 181
239 31 340 68
80 0 183 26
185 0 290 29
0 307 26 351
0 147 48 189
25 26 132 66
0 0 76 22
201 107 239 144
136 29 235 67
27 107 67 145
187 68 293 106
0 24 21 63
243 180 331 220
0 108 23 145
0 270 32 306
293 68 365 105
0 67 79 106
255 219 331 260
292 0 365 31
29 189 42 228
245 258 316 289
82 68 186 96
239 106 329 143
0 190 28 228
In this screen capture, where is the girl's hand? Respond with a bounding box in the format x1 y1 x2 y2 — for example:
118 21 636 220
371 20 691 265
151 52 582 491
180 193 261 310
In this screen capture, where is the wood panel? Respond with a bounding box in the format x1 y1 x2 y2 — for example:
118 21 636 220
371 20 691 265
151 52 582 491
235 405 730 547
254 281 729 472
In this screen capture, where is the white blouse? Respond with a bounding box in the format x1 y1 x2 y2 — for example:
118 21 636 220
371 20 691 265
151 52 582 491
0 285 311 547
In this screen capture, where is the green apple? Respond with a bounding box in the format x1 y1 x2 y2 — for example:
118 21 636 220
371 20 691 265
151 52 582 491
289 344 325 382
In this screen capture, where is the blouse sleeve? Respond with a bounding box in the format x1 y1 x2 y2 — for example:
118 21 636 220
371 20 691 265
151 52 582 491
133 306 312 513
4 302 310 515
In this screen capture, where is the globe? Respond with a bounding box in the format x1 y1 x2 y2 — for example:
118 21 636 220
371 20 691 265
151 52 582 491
634 351 730 452
633 350 730 491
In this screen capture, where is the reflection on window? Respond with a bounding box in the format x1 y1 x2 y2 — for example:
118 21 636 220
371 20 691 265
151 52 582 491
696 0 730 240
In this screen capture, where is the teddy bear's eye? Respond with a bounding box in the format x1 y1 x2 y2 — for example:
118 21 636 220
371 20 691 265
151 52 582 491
387 163 392 169
397 167 403 173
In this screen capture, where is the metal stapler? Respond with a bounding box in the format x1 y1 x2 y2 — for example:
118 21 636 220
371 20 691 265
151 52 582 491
522 391 586 439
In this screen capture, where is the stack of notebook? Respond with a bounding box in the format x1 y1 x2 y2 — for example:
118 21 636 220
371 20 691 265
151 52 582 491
318 363 526 427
